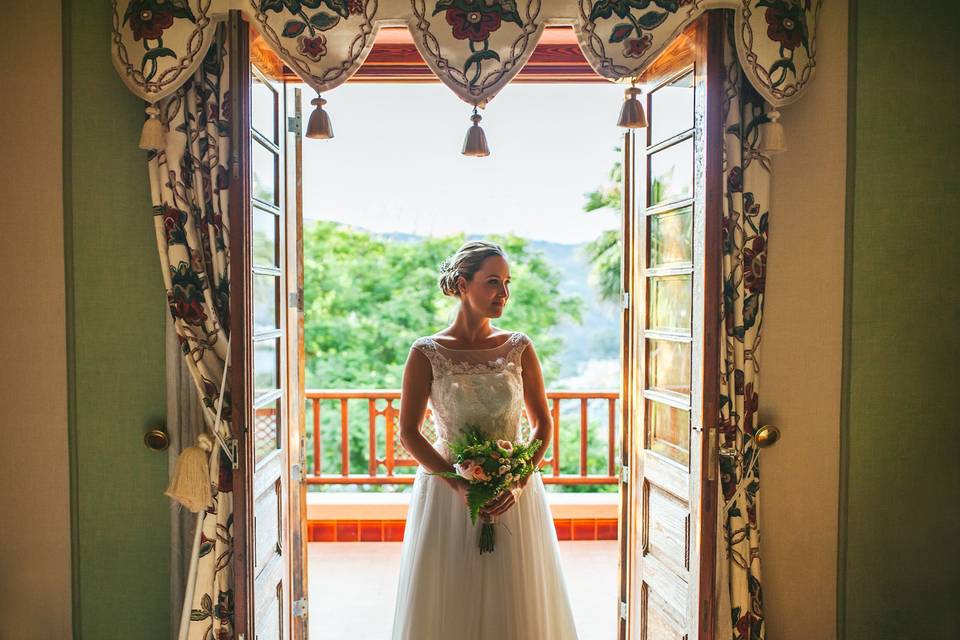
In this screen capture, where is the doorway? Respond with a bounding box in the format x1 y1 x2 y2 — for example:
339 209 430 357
228 12 723 640
299 78 624 640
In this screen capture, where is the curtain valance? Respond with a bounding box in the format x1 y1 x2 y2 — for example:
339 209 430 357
112 0 821 108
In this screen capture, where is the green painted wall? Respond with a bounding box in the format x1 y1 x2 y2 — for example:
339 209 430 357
841 2 960 638
65 1 170 637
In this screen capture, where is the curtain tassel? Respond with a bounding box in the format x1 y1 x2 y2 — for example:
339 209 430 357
760 109 787 155
462 107 490 157
306 96 334 139
164 433 214 513
139 103 165 151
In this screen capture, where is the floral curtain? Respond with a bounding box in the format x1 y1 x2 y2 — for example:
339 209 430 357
147 23 235 639
111 1 822 112
716 16 771 640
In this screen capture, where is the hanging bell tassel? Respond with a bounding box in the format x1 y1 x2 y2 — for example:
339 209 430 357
164 432 214 513
462 107 490 157
617 86 647 129
760 109 787 155
139 103 165 151
306 96 334 139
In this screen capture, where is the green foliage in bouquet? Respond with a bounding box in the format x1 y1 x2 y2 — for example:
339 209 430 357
430 427 543 532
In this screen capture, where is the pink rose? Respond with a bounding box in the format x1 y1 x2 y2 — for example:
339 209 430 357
455 459 475 480
456 459 491 482
471 464 491 482
496 439 514 453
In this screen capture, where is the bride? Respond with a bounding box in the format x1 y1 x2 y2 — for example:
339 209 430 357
390 241 580 640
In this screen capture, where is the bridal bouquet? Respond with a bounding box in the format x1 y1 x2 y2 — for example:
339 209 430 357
431 427 542 554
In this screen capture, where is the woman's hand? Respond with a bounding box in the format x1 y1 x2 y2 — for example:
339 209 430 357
479 479 524 519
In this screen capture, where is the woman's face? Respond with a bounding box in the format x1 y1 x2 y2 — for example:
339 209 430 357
459 255 511 318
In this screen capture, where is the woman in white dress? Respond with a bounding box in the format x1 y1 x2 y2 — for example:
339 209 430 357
390 241 580 640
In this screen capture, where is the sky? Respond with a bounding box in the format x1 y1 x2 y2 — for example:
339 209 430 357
296 82 626 244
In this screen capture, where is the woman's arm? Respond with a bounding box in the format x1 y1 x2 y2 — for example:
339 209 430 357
520 340 552 472
397 347 458 478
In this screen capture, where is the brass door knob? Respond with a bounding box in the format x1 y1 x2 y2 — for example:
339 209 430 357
755 424 780 448
144 427 170 451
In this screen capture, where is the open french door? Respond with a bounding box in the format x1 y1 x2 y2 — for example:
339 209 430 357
617 12 722 640
229 11 308 640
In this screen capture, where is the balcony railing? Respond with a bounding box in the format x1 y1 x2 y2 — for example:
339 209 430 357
304 389 620 486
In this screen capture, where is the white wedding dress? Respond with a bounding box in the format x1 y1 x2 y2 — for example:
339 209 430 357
390 332 580 640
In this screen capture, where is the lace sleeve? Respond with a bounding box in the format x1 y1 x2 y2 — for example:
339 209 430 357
411 337 438 364
508 332 532 369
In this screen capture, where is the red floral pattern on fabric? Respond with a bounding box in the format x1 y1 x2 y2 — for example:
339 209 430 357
719 18 770 640
149 25 234 639
445 7 502 42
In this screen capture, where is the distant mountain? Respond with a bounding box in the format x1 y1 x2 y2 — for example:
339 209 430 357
525 239 620 381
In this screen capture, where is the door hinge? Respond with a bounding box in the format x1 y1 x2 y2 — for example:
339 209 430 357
291 463 303 483
620 466 629 483
622 292 630 309
293 598 308 618
229 438 239 470
708 427 717 482
287 115 302 136
619 601 628 619
288 287 303 311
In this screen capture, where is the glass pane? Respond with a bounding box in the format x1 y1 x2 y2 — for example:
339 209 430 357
254 338 279 397
254 274 279 332
649 138 693 207
252 140 278 205
253 208 278 267
647 339 691 397
650 72 694 145
650 206 693 267
649 274 691 333
252 72 278 143
646 400 689 466
254 398 281 464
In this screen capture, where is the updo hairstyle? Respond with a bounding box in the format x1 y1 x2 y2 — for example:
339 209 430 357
438 241 507 297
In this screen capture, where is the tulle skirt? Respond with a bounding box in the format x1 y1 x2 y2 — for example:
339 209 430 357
390 465 580 640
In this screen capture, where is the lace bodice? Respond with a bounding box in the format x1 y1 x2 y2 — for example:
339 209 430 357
411 332 530 457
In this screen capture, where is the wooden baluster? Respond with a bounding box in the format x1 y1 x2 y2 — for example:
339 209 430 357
551 398 560 477
340 398 349 476
385 399 395 476
608 397 617 477
368 399 378 477
312 398 321 476
580 397 588 477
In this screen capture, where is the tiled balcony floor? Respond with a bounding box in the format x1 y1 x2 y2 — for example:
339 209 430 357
308 540 618 640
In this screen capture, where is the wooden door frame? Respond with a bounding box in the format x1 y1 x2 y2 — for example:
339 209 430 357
228 9 254 637
231 11 309 638
695 11 723 638
283 82 308 640
231 11 724 638
618 11 723 640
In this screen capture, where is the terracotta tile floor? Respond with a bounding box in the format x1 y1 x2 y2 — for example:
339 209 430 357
308 540 618 640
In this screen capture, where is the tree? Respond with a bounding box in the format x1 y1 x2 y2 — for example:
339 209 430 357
301 222 583 487
582 151 622 303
